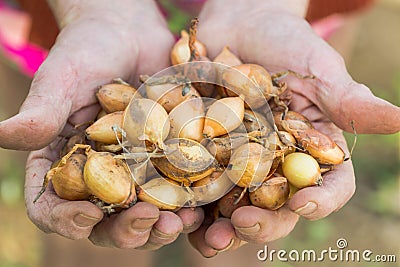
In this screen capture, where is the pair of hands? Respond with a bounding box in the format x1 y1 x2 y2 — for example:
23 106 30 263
0 0 399 257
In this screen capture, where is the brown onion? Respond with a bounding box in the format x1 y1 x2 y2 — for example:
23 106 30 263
84 150 135 207
123 98 170 149
222 64 273 108
170 30 207 65
168 97 205 142
96 83 140 113
295 128 345 165
50 154 90 201
226 142 274 189
217 186 250 218
203 96 245 138
86 111 123 144
249 176 289 210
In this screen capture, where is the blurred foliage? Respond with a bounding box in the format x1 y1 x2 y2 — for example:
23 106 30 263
159 0 191 35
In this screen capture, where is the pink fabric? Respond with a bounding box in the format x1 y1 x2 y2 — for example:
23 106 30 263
310 14 346 40
0 0 48 77
0 34 47 76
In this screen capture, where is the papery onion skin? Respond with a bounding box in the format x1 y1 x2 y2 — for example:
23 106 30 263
249 176 290 210
84 152 135 206
170 30 207 65
168 97 205 142
296 128 345 165
226 142 274 188
222 64 273 109
86 111 123 144
123 98 170 148
203 96 245 138
97 83 140 113
137 178 193 211
51 154 90 201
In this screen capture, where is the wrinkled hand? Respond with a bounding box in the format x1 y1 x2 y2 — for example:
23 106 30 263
0 0 203 249
189 0 400 257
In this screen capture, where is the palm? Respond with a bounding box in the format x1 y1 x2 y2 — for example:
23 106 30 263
187 5 383 256
20 14 204 248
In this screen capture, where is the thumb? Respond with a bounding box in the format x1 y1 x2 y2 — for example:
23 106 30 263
0 54 72 150
288 42 400 134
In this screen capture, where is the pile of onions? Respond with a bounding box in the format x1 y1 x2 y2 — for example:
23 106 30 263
34 18 345 220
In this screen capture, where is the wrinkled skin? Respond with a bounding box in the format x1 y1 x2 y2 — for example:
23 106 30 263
0 1 203 250
188 0 400 257
0 0 399 255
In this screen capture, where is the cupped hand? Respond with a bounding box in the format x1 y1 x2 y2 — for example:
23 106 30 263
189 0 400 256
1 0 204 249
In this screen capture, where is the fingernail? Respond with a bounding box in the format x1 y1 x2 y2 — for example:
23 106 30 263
234 223 261 235
204 253 218 258
131 217 159 230
152 228 178 240
215 238 235 252
74 213 101 227
294 201 318 216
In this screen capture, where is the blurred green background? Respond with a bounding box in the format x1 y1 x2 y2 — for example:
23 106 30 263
0 1 399 267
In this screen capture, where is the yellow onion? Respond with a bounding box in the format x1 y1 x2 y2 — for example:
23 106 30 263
168 97 205 142
96 83 140 113
192 171 234 203
213 46 243 97
226 142 274 189
137 178 194 211
221 64 273 108
150 138 217 185
282 152 322 189
213 46 242 67
295 128 345 165
203 96 245 138
217 186 250 218
84 151 135 207
50 154 90 201
170 30 207 65
145 82 200 112
249 176 290 210
123 98 170 149
85 111 123 144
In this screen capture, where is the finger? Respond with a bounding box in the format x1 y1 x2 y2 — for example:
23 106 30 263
204 218 243 251
175 207 204 233
231 206 299 243
88 202 159 248
136 211 184 250
286 119 356 220
25 149 104 239
198 8 400 134
0 20 139 150
288 157 355 220
284 39 400 134
188 225 219 258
